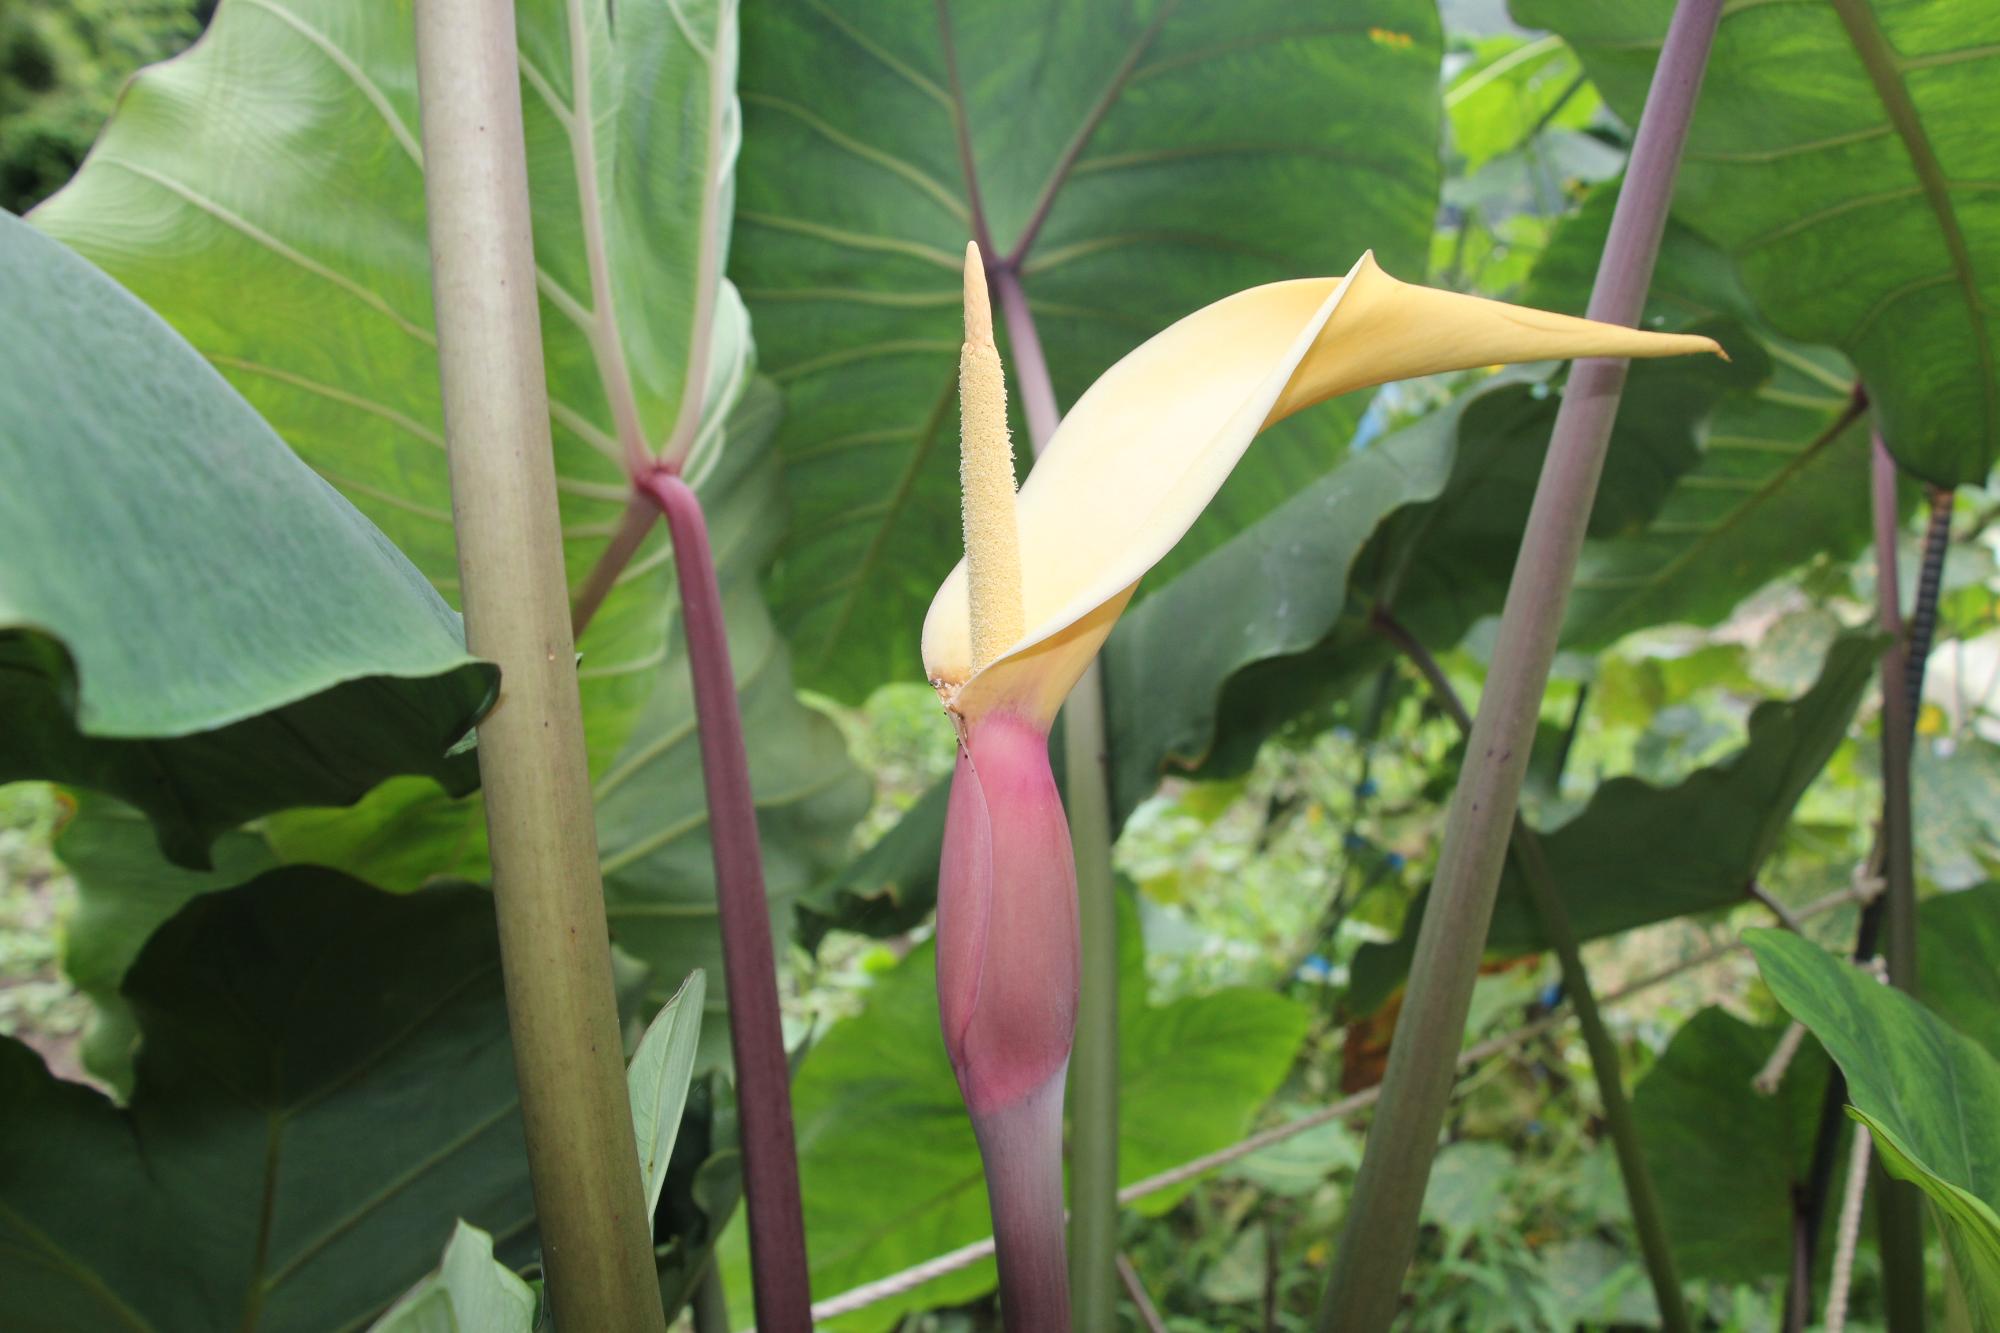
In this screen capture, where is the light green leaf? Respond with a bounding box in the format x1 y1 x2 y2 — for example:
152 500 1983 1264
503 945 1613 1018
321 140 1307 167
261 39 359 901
0 869 531 1332
721 890 1307 1330
36 0 869 1055
1351 633 1877 1012
1751 927 2000 1327
737 0 1444 700
0 212 493 869
629 968 706 1221
1518 0 2000 487
369 1222 536 1333
1446 34 1600 171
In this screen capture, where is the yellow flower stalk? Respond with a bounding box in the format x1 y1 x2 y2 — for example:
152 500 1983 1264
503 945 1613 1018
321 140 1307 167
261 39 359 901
928 248 1719 1332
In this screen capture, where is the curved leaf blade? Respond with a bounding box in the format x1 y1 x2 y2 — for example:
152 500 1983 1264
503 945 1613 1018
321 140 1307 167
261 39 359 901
629 969 707 1220
0 213 494 867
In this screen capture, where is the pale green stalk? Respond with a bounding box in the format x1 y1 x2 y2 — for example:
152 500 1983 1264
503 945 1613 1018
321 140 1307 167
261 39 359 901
411 4 666 1328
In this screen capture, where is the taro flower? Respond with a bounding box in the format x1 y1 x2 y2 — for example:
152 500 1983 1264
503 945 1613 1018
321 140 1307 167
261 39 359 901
926 245 1719 1328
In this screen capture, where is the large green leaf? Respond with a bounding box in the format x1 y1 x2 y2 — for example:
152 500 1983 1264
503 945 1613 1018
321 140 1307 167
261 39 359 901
1524 181 1873 649
721 891 1308 1329
1632 1008 1844 1285
0 869 531 1333
35 0 869 1046
1518 0 2000 488
737 0 1444 700
1350 632 1877 1012
0 212 493 869
1751 928 2000 1326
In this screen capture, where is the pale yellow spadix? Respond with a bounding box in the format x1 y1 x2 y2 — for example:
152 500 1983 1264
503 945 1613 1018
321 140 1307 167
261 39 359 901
959 242 1025 675
923 252 1723 728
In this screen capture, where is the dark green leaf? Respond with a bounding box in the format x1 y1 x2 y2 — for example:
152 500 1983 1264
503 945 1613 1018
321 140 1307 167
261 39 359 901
1517 0 2000 487
1922 882 2000 1061
1751 927 2000 1324
1350 633 1877 1012
0 213 493 868
0 868 531 1332
737 0 1444 699
1632 1008 1842 1284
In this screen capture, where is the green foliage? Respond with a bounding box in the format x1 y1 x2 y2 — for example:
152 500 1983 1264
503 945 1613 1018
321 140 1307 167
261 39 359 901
34 0 869 1055
0 213 495 868
0 869 531 1332
1350 633 1877 1012
737 0 1444 700
628 970 706 1220
0 0 198 213
1446 34 1599 172
1522 0 2000 487
1752 927 2000 1325
721 890 1308 1328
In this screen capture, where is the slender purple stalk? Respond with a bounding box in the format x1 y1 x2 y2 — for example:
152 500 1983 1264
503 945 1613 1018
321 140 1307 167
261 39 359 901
1317 3 1723 1327
639 469 812 1332
972 1072 1074 1329
988 263 1060 450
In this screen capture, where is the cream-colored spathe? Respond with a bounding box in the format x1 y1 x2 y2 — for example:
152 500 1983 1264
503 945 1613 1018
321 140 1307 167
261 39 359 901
924 252 1722 727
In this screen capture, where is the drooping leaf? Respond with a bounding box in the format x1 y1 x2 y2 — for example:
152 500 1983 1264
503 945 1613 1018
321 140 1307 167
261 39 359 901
628 969 706 1220
1349 632 1877 1012
0 869 531 1332
1523 180 1872 650
36 0 869 1052
1631 1008 1843 1285
1751 928 2000 1326
1518 0 2000 487
737 0 1445 700
54 790 275 1093
720 890 1307 1329
369 1222 536 1333
0 212 493 869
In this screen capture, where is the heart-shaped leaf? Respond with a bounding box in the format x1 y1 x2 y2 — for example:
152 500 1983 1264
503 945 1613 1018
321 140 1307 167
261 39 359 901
0 213 494 869
736 0 1445 699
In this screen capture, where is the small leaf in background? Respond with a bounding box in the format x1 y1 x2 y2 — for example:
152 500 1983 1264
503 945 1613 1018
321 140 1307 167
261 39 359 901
1750 927 2000 1325
628 969 706 1220
1445 34 1600 172
1519 0 2000 487
0 213 494 869
369 1221 536 1333
0 870 531 1331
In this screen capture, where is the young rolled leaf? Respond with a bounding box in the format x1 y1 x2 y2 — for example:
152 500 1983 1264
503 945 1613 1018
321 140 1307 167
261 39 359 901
629 970 708 1221
0 213 494 868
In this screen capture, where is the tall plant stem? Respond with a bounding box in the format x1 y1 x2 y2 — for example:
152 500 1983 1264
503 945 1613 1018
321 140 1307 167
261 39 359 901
992 257 1119 1327
410 6 666 1330
1373 610 1692 1332
639 469 813 1331
1318 5 1723 1326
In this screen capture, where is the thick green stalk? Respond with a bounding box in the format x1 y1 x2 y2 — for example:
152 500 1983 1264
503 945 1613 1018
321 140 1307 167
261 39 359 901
993 258 1119 1327
1318 4 1722 1326
1375 612 1691 1333
409 5 666 1329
